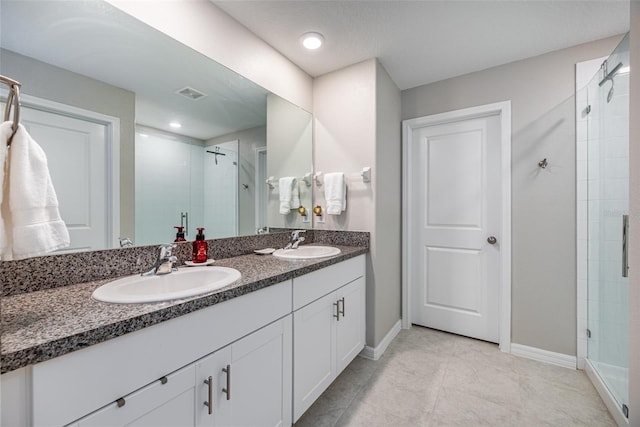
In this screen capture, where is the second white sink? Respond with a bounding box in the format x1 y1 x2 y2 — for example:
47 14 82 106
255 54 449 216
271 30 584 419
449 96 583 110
92 267 241 304
273 246 341 260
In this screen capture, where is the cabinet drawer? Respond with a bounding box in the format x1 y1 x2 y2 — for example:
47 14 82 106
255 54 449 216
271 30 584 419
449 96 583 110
74 364 196 426
293 255 365 311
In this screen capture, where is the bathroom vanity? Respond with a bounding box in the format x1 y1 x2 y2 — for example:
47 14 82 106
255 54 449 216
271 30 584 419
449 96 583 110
1 241 367 427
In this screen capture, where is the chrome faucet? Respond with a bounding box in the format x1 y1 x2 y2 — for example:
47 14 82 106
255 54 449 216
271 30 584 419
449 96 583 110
119 237 134 248
284 230 306 250
142 244 178 276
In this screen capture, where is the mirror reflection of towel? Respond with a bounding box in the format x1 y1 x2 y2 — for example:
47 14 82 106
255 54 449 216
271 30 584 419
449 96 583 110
0 123 70 260
324 172 346 215
279 177 299 215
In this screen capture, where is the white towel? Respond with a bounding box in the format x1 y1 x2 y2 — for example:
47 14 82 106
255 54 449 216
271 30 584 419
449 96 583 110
279 177 300 215
0 123 70 260
324 172 346 215
0 123 8 257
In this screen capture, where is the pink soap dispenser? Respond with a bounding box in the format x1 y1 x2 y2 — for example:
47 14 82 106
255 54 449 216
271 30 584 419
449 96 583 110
192 227 208 263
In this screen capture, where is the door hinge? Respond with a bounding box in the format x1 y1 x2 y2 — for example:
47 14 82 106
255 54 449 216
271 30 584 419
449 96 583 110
623 404 629 419
586 105 592 114
586 329 591 338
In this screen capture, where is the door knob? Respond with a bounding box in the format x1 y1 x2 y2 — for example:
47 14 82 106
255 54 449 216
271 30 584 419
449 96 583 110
487 236 497 245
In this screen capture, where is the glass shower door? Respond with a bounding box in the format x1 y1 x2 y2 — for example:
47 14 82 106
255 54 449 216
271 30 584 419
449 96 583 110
586 33 630 414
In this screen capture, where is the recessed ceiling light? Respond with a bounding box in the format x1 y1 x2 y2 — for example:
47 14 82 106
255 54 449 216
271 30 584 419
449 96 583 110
301 32 324 50
169 122 182 129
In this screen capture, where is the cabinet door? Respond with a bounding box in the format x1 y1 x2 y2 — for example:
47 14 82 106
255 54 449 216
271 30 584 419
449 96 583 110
229 316 292 427
195 346 232 427
293 292 337 422
76 365 196 427
336 277 366 374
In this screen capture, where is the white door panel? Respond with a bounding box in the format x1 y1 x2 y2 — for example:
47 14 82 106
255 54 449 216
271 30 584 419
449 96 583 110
19 107 111 252
411 115 501 343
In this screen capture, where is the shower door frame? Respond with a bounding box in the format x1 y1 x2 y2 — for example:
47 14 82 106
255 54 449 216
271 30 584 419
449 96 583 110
576 49 630 427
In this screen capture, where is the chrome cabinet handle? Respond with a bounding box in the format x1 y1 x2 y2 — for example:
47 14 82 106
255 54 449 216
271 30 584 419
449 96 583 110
222 365 231 400
204 376 213 415
338 297 345 318
333 301 340 321
623 214 629 278
487 236 497 245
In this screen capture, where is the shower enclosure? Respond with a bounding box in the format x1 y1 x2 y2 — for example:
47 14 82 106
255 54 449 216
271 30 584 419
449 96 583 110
135 129 239 245
584 33 629 418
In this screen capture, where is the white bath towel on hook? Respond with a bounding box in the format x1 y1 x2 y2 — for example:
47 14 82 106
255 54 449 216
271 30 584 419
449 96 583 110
279 177 300 214
0 123 70 260
0 122 8 257
324 172 346 215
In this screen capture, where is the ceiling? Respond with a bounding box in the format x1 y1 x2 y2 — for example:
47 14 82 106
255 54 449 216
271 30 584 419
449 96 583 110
1 0 269 140
212 0 630 90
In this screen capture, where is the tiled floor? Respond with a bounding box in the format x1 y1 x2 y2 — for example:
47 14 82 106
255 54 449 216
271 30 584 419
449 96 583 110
295 326 616 427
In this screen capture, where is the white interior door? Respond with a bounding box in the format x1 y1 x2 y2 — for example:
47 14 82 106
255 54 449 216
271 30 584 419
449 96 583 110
410 114 502 343
20 107 111 252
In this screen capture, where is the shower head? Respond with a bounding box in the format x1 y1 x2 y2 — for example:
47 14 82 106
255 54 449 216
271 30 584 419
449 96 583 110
599 62 623 104
598 62 623 87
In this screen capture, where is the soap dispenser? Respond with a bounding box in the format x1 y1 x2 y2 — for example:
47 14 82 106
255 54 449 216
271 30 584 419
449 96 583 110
174 226 186 242
192 227 208 263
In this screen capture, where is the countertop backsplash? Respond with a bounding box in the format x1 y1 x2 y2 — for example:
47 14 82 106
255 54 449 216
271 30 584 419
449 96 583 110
0 230 369 297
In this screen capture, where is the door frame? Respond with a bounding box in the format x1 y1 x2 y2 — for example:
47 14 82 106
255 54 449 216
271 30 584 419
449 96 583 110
254 146 268 231
2 89 121 249
402 101 512 352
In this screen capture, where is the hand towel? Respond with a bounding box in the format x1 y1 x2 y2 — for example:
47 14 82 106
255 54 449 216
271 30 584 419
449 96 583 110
324 172 346 215
0 122 9 258
1 123 70 260
279 177 299 215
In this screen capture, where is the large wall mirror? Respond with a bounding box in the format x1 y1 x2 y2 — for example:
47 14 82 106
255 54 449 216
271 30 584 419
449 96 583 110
0 0 312 253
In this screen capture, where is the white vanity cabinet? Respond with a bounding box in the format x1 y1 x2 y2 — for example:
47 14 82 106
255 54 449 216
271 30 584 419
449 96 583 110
72 315 292 427
2 280 292 427
292 255 366 421
1 252 367 427
195 316 292 427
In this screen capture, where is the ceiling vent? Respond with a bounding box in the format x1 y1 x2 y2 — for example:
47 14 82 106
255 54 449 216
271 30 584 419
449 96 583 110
176 86 207 101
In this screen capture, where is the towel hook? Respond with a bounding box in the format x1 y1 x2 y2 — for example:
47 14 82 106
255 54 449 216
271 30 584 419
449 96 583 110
1 75 22 147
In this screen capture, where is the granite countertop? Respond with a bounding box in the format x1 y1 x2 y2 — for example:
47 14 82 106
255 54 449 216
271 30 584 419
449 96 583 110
1 245 367 374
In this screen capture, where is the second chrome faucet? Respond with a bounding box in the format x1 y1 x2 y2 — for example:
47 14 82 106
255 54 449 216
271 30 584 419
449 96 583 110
284 230 306 250
142 244 178 276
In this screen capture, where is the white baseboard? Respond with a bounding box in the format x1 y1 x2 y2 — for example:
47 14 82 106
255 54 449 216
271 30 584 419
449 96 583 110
511 343 576 369
359 320 401 360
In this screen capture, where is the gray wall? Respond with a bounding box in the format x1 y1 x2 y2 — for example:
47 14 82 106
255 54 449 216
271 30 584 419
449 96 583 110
0 49 136 240
313 58 402 348
374 61 402 345
266 94 313 230
402 36 622 356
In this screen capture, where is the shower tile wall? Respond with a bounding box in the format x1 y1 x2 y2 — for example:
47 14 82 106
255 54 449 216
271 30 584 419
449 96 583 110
203 145 239 238
588 69 629 375
135 130 204 245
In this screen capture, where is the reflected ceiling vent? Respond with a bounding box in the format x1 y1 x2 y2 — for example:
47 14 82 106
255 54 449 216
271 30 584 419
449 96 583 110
176 86 208 101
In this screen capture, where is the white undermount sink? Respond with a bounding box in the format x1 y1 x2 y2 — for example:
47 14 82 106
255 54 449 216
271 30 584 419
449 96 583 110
272 245 341 260
92 267 241 304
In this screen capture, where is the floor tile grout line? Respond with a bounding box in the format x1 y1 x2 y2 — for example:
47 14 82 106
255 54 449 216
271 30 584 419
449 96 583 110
331 357 386 427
